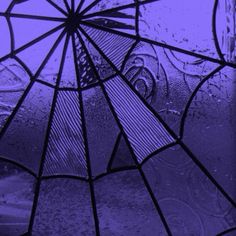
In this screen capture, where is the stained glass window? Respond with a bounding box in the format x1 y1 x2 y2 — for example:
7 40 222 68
0 0 236 235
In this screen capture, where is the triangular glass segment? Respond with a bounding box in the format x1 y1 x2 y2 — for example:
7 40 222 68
109 135 135 170
78 30 116 80
104 75 175 163
17 28 64 75
74 32 99 88
82 86 120 177
83 7 136 35
0 17 11 58
85 0 135 15
74 0 82 11
38 34 66 86
43 91 87 177
10 17 61 50
59 36 78 88
80 25 136 70
11 0 65 17
0 82 54 173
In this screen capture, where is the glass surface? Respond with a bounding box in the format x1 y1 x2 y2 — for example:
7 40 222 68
0 0 235 235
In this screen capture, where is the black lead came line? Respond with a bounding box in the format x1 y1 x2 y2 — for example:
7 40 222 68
47 0 69 16
179 65 225 139
0 12 66 22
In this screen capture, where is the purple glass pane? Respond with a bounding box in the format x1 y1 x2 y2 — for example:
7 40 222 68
0 17 11 58
81 25 135 70
59 37 79 88
32 179 95 235
79 32 116 80
94 170 167 235
139 0 219 58
183 66 236 201
105 75 174 163
0 83 54 173
82 86 119 177
11 0 65 18
0 161 35 236
17 29 64 75
43 91 87 177
0 0 235 235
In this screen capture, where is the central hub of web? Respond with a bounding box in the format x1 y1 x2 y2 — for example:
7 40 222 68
66 13 81 33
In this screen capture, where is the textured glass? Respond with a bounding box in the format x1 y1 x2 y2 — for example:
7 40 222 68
0 0 235 235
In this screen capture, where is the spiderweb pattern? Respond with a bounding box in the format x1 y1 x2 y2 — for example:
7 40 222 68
0 0 235 235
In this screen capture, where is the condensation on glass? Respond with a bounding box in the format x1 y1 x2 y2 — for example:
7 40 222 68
0 0 235 235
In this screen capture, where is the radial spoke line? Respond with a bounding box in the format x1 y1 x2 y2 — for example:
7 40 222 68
71 33 100 236
27 33 70 234
76 28 173 236
0 12 66 22
0 23 66 63
78 25 236 209
13 56 33 77
179 65 225 138
135 0 140 36
63 0 71 13
71 0 75 12
81 0 159 19
80 20 236 69
47 0 68 16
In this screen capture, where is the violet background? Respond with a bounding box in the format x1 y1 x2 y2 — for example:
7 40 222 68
0 0 236 235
